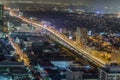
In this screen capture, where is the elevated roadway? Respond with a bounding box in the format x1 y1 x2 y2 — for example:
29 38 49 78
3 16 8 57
9 10 107 67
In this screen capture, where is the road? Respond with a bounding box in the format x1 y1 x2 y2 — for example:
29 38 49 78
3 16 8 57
9 10 107 67
8 35 30 66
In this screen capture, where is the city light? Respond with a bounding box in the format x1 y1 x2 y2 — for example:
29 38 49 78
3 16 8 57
1 1 120 80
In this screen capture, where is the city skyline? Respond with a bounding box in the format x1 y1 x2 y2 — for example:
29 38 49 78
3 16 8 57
2 0 120 13
1 0 120 6
0 1 120 79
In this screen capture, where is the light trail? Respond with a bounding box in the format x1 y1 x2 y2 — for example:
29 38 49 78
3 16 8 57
9 10 107 67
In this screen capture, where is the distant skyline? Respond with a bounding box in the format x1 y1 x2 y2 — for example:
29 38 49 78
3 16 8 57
29 0 120 7
1 0 120 6
41 0 120 13
1 0 120 13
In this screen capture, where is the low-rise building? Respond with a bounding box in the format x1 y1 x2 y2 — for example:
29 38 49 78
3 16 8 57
0 61 31 80
99 63 120 80
66 66 98 80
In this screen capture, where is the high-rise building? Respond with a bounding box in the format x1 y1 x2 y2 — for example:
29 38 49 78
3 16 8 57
0 5 3 31
80 28 88 44
0 4 5 38
76 27 88 44
0 5 3 20
99 63 120 80
68 30 73 39
66 67 83 80
76 27 81 43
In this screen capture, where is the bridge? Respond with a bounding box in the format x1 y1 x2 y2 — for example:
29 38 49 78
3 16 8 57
9 10 108 67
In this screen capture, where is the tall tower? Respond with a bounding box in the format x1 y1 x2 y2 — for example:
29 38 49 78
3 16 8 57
0 4 3 20
80 28 88 44
76 27 88 44
0 4 3 31
0 4 5 38
76 27 81 43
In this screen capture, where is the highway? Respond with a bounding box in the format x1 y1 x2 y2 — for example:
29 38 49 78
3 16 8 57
9 10 107 67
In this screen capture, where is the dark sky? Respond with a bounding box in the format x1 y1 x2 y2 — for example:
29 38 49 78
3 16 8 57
39 0 120 6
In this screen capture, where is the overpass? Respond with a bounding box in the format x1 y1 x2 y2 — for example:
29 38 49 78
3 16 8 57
9 10 107 67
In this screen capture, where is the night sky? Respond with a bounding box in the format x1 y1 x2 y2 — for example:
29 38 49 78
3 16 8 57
37 0 120 6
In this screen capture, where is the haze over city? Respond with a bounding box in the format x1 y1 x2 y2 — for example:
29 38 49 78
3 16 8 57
1 0 120 6
2 0 120 13
0 0 120 80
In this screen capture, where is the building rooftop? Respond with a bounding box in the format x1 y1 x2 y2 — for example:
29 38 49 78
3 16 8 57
10 67 28 74
0 61 25 67
0 76 12 80
45 68 59 74
101 63 120 74
83 74 98 79
0 66 28 75
39 61 55 68
0 67 8 74
51 56 74 61
68 65 98 74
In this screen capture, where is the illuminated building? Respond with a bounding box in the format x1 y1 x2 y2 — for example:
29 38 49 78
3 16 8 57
66 67 83 80
68 31 73 39
76 27 88 44
66 66 97 80
0 61 30 80
99 63 120 80
0 4 5 38
76 27 81 43
0 5 3 20
80 28 88 44
0 4 3 30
